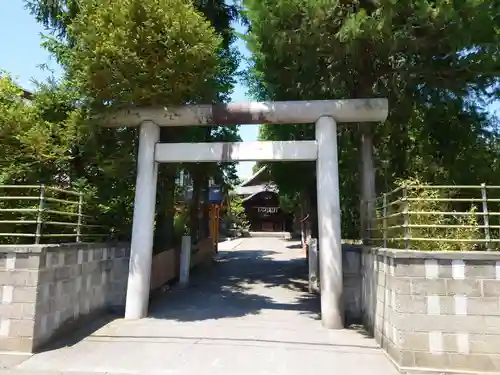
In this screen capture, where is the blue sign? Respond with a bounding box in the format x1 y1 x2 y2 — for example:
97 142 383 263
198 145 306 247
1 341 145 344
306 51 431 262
208 185 223 204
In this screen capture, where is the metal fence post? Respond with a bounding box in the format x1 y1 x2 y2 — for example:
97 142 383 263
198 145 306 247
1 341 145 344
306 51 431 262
402 185 409 250
481 183 491 250
76 192 83 243
382 193 388 248
35 184 45 244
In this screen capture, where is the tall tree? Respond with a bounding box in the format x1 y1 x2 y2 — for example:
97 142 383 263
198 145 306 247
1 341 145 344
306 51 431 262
18 0 242 245
22 0 244 247
244 0 500 238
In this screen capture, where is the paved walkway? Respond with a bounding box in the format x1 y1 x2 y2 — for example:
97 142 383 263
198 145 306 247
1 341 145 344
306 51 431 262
2 237 398 375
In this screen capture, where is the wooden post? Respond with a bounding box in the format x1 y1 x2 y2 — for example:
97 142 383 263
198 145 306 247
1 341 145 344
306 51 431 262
210 204 219 252
214 204 220 251
35 184 45 245
481 183 491 250
209 205 213 247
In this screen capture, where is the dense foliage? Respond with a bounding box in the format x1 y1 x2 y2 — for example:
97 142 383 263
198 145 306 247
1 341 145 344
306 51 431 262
4 0 499 247
244 0 500 239
0 0 243 245
0 75 75 184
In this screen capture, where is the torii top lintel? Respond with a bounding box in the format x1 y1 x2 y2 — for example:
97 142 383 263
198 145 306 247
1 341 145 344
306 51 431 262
98 98 388 128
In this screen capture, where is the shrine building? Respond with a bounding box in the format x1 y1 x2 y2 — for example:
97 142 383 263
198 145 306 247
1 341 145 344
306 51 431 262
233 166 293 232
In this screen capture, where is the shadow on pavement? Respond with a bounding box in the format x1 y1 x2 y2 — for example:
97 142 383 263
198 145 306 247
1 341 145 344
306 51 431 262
149 248 320 322
37 313 120 353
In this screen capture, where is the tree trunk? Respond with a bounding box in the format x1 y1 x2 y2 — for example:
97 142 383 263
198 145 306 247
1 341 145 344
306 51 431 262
359 123 376 243
153 127 177 252
190 167 203 243
154 164 176 252
308 183 319 240
200 173 210 239
299 190 311 246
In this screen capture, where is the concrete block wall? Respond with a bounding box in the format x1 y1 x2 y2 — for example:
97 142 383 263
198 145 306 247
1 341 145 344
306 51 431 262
359 247 500 373
360 248 405 368
0 243 129 353
0 249 40 353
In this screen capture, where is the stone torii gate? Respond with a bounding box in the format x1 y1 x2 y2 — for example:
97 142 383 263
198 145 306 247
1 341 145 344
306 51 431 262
99 99 388 329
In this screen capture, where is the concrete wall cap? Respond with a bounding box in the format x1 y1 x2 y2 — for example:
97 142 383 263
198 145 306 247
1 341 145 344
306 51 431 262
0 242 130 254
360 245 500 260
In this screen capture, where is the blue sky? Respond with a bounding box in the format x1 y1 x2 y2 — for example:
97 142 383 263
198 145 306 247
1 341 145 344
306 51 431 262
1 2 498 181
229 21 259 180
0 2 63 87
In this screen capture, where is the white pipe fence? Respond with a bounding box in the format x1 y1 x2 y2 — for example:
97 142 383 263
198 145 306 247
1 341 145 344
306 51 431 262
363 184 500 251
0 185 108 244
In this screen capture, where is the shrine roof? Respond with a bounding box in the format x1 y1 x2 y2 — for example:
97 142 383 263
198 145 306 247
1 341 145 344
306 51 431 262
232 183 278 197
240 165 275 188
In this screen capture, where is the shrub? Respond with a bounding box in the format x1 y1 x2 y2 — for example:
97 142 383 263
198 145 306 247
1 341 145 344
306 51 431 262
374 177 482 251
228 197 250 230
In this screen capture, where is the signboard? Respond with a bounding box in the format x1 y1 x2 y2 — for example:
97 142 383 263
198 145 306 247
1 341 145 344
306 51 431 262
208 185 223 204
256 206 279 214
